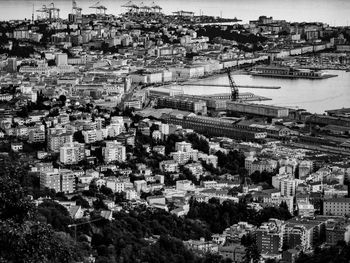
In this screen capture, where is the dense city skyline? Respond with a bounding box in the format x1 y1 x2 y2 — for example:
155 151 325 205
0 0 349 26
0 2 350 263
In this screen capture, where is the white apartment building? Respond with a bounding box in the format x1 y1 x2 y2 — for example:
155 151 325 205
272 173 292 190
245 156 278 175
152 130 162 140
107 123 123 137
280 179 297 197
28 130 45 143
55 53 68 66
159 160 179 173
48 133 73 152
176 180 195 191
60 142 85 165
203 181 218 189
160 123 170 135
82 130 97 144
134 180 148 193
40 170 60 193
171 150 199 165
40 169 75 193
126 189 138 200
103 141 126 163
175 141 193 152
110 116 124 124
284 225 313 251
106 177 125 193
324 198 350 216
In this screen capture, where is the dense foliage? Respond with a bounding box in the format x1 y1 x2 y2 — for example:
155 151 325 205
187 198 292 234
296 241 350 263
0 174 84 263
0 154 232 263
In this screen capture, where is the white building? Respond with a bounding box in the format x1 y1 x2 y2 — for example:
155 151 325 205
280 179 297 197
245 156 278 175
103 141 126 163
82 130 97 144
106 177 125 193
48 132 73 152
175 141 193 152
176 180 195 191
60 142 85 165
159 160 179 173
40 169 75 193
134 180 148 193
55 53 68 66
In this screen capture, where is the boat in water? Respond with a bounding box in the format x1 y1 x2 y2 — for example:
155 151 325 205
250 65 337 79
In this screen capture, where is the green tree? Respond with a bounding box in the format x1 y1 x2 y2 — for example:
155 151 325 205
38 200 73 231
244 236 260 263
0 175 35 223
59 94 67 106
73 130 85 143
0 175 82 263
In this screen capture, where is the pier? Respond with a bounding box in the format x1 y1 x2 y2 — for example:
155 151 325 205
180 92 271 102
179 83 281 89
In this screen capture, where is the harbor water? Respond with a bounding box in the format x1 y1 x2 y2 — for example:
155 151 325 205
181 70 350 114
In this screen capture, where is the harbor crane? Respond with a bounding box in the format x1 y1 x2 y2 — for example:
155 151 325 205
89 1 107 15
150 1 162 13
47 3 60 20
122 1 139 13
227 68 239 101
122 1 162 14
36 5 49 20
139 2 151 14
72 0 82 15
36 3 60 21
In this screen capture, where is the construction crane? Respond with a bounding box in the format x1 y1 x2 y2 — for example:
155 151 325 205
89 1 107 15
227 68 239 101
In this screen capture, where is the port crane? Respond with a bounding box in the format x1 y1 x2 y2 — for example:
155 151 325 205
139 2 151 14
227 68 239 101
150 2 162 13
72 0 82 16
122 1 139 13
227 49 243 101
36 3 60 21
89 1 107 15
36 5 49 20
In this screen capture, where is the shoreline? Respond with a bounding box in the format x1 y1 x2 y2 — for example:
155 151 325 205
182 69 249 84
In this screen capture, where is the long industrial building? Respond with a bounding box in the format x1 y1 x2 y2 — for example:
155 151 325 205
156 96 207 115
306 114 350 127
161 113 267 140
226 102 289 118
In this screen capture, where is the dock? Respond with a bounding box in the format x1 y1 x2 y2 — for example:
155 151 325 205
179 83 281 89
197 92 271 102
